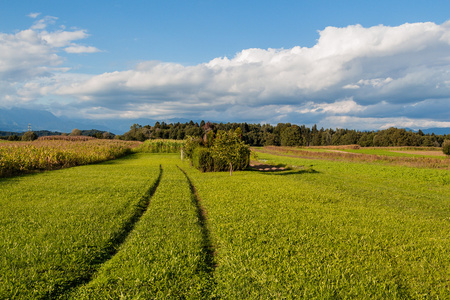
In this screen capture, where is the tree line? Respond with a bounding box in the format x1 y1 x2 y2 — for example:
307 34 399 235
0 129 113 141
119 121 449 147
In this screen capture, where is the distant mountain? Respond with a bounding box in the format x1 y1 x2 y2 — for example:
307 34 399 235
0 108 118 133
420 128 450 135
407 127 450 135
5 107 446 136
0 108 67 132
0 108 203 135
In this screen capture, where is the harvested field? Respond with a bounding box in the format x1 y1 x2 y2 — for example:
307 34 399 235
390 150 444 156
255 146 450 169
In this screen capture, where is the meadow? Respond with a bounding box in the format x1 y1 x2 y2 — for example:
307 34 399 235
0 154 161 298
258 145 450 170
318 146 445 158
0 143 449 298
183 151 450 298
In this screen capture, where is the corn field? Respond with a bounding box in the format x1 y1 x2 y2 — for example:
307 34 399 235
0 139 140 177
136 139 185 153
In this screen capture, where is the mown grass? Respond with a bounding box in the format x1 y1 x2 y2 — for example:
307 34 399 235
2 150 449 298
181 151 450 298
70 157 214 299
0 154 160 299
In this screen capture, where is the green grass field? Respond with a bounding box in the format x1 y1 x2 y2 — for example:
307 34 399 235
70 161 214 299
183 151 450 298
0 154 161 298
288 146 446 158
0 150 449 298
336 147 446 158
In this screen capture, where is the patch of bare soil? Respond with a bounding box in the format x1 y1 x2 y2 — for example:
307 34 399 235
327 150 361 155
249 160 286 172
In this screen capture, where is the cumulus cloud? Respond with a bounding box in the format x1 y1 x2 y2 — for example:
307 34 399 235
52 20 450 129
298 99 366 115
27 12 41 19
0 15 101 107
65 45 101 53
0 29 63 81
40 30 89 47
3 19 450 130
323 116 450 131
30 15 58 30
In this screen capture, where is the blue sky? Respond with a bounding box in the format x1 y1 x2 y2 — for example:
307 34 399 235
1 0 450 130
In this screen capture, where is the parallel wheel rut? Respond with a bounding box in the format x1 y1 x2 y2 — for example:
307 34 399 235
46 165 163 299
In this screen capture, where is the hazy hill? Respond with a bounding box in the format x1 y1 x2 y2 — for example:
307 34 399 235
0 108 194 134
1 107 449 136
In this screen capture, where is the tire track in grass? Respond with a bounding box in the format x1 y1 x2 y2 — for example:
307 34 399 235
71 162 216 299
177 166 217 280
47 165 163 299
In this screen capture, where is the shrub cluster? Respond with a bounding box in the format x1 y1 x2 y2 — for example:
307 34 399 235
183 129 250 174
443 140 450 156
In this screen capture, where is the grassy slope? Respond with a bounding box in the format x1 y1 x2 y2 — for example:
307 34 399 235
182 151 450 298
0 154 160 299
71 157 214 299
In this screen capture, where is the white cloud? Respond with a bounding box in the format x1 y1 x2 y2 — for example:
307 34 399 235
40 30 89 47
322 116 450 131
0 29 63 81
343 84 360 90
65 45 101 53
298 99 366 114
27 12 41 19
30 16 58 30
0 15 100 106
2 19 450 130
57 21 450 110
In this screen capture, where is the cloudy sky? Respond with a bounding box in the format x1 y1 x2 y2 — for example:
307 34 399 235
1 0 450 130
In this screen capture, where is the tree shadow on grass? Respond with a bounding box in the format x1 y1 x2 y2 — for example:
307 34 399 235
261 168 320 176
247 162 319 175
0 169 46 184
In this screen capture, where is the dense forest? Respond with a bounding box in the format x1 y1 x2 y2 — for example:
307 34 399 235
2 121 448 147
119 121 449 147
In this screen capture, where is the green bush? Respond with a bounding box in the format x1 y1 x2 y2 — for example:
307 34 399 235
184 129 250 174
183 128 250 174
212 155 229 172
443 140 450 156
21 131 38 141
192 147 214 172
211 130 250 172
183 136 202 159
